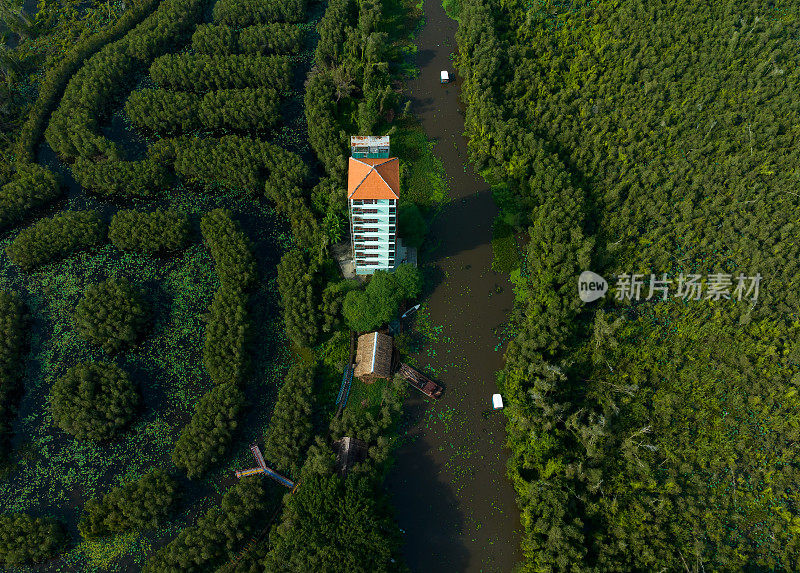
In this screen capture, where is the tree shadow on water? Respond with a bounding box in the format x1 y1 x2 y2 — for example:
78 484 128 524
386 408 470 573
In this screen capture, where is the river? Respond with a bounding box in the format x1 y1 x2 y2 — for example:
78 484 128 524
385 0 523 571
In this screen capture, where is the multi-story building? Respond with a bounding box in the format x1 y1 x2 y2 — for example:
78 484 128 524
347 156 399 275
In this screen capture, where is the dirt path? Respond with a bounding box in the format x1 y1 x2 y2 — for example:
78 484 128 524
385 1 523 571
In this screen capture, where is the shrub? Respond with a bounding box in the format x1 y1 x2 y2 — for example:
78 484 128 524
200 208 257 291
15 0 161 162
343 268 421 332
6 210 106 271
203 287 251 386
192 23 303 55
305 70 348 184
124 89 201 134
109 208 191 254
75 278 151 353
79 469 179 539
238 23 304 54
190 23 237 54
263 364 315 476
0 291 27 462
199 88 281 132
49 361 140 441
0 163 62 232
171 383 245 478
212 0 307 25
144 477 268 572
149 54 291 92
43 0 205 161
168 134 306 195
277 249 320 346
71 157 172 198
0 514 67 566
126 88 281 134
393 263 423 300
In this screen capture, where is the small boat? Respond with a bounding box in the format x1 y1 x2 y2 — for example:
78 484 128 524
401 304 420 319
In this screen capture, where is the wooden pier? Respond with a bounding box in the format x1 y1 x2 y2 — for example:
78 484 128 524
398 362 443 399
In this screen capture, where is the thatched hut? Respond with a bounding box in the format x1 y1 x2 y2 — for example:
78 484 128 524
354 331 394 382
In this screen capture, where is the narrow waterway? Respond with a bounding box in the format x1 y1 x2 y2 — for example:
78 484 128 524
386 0 523 571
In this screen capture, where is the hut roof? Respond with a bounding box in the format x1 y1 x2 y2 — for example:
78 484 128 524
347 157 400 200
333 437 367 476
354 332 393 379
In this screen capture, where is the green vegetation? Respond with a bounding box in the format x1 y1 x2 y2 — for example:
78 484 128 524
79 469 179 539
192 23 305 55
263 473 402 572
263 363 315 477
0 513 67 566
149 54 292 92
455 0 800 569
159 134 308 196
343 265 422 332
0 0 418 567
200 208 258 291
211 0 307 26
170 382 245 478
125 88 282 134
0 163 62 232
109 208 192 254
49 361 140 441
0 291 27 462
71 157 172 198
75 278 151 353
6 210 106 271
44 0 206 161
277 248 321 346
144 476 268 572
397 201 426 249
203 286 251 386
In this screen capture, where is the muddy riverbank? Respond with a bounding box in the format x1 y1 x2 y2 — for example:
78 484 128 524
386 0 523 571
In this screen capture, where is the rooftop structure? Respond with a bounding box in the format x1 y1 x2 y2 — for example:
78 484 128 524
350 135 390 158
354 331 394 381
348 157 399 274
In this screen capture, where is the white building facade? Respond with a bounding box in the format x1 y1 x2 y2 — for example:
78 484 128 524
347 156 399 275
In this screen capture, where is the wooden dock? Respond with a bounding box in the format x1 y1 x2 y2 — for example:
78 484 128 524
398 362 443 399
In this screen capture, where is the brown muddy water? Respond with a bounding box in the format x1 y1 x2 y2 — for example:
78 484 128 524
385 0 523 571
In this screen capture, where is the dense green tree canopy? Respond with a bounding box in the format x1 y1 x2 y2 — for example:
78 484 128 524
109 208 191 254
277 248 321 346
342 268 421 332
144 477 269 572
75 278 151 353
263 474 403 573
263 363 315 477
79 469 179 539
0 163 62 231
6 210 106 271
0 514 67 566
455 0 800 569
397 201 426 249
49 361 139 441
171 383 245 478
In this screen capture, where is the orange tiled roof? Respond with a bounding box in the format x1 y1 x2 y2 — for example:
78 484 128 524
347 157 400 200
